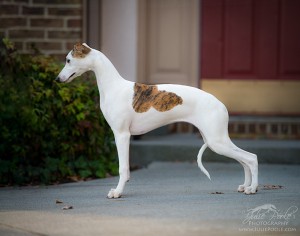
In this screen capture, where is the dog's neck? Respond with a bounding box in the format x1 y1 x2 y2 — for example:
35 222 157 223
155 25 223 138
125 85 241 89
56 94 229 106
90 49 126 97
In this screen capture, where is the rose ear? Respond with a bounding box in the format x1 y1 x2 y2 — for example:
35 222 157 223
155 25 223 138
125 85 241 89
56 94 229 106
82 43 91 49
72 42 91 58
81 43 91 55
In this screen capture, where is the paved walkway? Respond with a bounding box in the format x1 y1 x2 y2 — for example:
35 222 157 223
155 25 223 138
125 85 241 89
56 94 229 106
0 162 300 235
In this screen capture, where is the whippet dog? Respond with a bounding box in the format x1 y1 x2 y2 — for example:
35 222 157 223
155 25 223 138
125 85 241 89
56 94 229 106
56 43 258 198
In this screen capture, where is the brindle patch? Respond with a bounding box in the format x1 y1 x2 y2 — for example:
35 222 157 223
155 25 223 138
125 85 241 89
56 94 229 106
71 43 91 58
132 83 183 113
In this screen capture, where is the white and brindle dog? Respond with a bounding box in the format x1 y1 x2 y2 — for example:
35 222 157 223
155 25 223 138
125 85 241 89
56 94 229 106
56 43 258 198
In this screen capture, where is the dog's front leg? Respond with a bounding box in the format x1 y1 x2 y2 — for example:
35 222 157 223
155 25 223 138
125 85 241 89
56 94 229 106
107 131 131 199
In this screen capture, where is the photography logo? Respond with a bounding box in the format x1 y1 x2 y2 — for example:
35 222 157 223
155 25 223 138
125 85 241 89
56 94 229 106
239 204 298 232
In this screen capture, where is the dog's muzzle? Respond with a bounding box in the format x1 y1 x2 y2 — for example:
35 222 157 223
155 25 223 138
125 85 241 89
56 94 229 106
55 72 75 83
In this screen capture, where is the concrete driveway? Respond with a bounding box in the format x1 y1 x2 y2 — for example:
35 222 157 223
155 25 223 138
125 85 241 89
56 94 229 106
0 162 299 235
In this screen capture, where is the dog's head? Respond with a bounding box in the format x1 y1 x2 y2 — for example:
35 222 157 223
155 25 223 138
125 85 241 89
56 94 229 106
56 43 92 83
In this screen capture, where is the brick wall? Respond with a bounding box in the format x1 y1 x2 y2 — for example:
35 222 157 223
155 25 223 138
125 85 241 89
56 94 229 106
0 0 84 60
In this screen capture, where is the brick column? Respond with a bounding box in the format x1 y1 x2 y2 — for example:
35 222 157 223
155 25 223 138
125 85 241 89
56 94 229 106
0 0 83 60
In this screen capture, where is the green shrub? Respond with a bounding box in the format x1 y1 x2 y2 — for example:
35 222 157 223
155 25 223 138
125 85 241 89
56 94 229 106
0 38 118 185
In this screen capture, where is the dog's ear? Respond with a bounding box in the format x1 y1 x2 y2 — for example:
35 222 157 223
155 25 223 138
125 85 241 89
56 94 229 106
82 43 91 50
72 43 91 58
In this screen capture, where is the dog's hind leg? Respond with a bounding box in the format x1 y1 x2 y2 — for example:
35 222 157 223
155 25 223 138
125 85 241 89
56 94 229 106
197 139 252 191
238 162 252 192
208 138 258 194
231 143 258 194
196 133 251 191
194 103 258 194
231 141 252 192
107 131 131 199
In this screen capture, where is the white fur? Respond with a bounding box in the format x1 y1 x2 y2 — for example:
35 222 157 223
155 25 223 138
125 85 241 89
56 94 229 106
57 44 259 198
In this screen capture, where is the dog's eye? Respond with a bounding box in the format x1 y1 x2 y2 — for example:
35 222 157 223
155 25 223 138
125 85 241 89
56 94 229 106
67 59 70 64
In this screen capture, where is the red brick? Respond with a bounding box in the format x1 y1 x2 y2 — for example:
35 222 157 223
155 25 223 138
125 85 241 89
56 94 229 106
271 124 278 134
0 5 19 15
52 53 68 61
66 42 77 50
26 42 62 51
33 0 81 4
0 31 6 38
9 29 44 39
13 42 24 51
259 124 266 133
237 124 245 133
15 0 30 3
249 123 256 133
48 7 81 16
48 30 81 39
291 124 298 135
228 123 234 134
67 19 82 28
22 6 44 15
30 18 63 27
0 18 26 28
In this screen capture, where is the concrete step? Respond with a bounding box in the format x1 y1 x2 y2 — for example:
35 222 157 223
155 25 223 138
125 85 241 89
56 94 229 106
168 116 300 139
228 116 300 139
130 134 300 167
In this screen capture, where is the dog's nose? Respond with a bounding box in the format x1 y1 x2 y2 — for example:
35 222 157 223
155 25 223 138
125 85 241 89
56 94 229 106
55 76 60 82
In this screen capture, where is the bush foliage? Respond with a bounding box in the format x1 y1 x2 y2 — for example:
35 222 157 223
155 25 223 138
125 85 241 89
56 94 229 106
0 38 118 185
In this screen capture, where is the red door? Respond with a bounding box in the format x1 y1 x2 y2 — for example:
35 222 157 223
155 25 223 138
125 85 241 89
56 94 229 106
201 0 300 81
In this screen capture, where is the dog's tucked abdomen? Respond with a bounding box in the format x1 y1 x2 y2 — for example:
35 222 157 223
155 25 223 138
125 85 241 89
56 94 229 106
132 83 183 113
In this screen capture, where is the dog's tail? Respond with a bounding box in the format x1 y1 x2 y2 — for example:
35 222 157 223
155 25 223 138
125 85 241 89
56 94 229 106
197 143 211 180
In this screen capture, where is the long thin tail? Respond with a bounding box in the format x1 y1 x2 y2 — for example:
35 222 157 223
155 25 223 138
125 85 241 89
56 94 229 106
197 143 211 180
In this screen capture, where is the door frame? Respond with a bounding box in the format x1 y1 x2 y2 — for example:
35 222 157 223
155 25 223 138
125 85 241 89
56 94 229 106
137 0 200 87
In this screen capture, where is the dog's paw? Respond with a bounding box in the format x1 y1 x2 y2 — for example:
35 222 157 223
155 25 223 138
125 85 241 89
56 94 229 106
244 186 257 195
107 188 122 199
237 185 245 192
